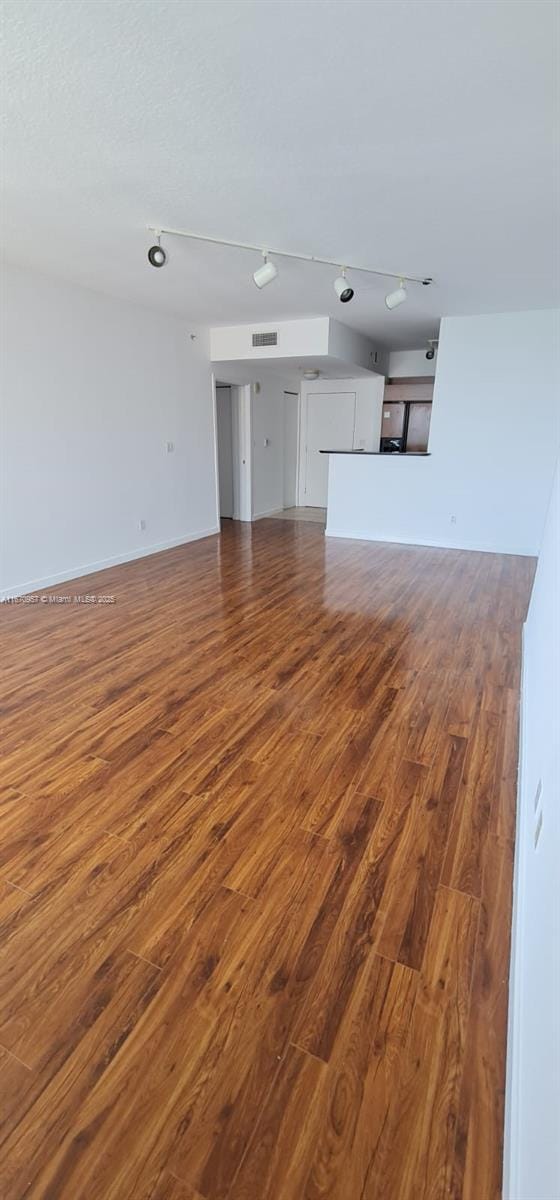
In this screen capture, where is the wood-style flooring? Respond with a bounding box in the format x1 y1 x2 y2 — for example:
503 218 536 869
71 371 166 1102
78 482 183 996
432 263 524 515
267 507 327 524
0 520 535 1199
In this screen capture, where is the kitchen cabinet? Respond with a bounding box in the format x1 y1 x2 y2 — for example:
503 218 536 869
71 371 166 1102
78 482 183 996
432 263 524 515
381 401 405 438
407 402 432 452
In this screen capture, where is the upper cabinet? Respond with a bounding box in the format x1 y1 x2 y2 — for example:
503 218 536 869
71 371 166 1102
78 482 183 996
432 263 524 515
384 377 435 404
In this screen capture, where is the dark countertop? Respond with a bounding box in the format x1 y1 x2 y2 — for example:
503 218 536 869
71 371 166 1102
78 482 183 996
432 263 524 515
319 450 431 456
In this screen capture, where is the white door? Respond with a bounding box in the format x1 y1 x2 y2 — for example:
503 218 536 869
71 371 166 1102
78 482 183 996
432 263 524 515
305 392 356 507
283 392 299 508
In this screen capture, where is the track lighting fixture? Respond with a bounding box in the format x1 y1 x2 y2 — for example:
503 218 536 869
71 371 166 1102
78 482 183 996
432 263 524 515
147 234 167 268
333 270 354 303
385 280 407 310
145 226 433 307
253 252 278 289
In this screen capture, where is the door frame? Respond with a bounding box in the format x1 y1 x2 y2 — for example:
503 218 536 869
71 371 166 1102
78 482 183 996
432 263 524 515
283 390 301 510
212 377 253 524
215 384 234 519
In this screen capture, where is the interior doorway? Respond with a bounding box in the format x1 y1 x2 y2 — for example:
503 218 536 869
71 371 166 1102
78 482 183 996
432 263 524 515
257 387 326 527
213 380 252 525
215 385 234 519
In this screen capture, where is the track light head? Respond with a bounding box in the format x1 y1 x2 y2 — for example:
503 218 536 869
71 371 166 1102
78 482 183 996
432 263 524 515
147 235 167 268
253 252 278 289
385 280 407 310
334 270 354 303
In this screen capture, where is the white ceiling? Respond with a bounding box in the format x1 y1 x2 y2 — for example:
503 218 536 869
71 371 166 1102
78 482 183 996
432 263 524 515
1 0 557 349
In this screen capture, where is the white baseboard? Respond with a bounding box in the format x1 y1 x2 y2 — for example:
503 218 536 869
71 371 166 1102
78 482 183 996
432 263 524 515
324 527 537 557
0 526 220 600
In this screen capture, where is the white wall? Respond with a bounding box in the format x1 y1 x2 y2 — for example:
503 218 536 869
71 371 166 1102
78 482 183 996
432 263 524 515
388 347 438 376
298 375 385 505
211 317 384 375
326 310 559 555
0 262 218 597
327 318 387 374
505 461 560 1200
211 317 330 362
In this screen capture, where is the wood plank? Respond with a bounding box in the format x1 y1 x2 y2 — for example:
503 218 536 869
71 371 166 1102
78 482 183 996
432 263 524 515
2 887 247 1200
363 886 480 1200
0 951 162 1196
293 760 425 1062
141 1172 203 1200
441 708 501 897
223 954 418 1200
452 834 514 1200
374 733 467 969
167 805 381 1197
490 687 520 841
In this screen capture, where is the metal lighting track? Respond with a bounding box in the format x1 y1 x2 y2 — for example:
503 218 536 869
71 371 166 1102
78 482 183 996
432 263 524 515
146 225 433 287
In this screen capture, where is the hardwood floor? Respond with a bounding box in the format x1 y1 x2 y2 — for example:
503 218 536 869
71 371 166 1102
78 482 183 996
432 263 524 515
0 521 535 1199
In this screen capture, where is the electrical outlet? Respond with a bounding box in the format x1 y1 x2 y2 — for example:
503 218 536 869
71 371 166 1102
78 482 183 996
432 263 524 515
138 519 146 531
165 441 174 453
450 515 457 524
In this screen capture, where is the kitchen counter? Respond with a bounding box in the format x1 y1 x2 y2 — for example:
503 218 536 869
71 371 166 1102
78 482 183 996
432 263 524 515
323 449 439 546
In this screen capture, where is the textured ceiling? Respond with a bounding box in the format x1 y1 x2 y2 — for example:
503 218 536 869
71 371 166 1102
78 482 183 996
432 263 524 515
1 0 557 349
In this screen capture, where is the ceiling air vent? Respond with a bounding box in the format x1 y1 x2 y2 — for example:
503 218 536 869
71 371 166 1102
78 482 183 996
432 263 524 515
252 331 278 347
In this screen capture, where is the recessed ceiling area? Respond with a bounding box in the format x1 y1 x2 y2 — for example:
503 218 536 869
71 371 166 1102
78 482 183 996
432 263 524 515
1 0 557 348
214 356 379 390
